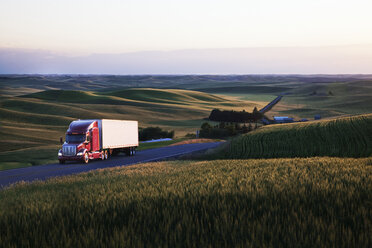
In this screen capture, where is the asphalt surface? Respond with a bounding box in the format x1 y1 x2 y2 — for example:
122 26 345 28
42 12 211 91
259 95 282 113
0 142 222 188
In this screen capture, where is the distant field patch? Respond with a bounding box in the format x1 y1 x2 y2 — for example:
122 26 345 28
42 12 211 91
103 88 228 104
266 81 372 118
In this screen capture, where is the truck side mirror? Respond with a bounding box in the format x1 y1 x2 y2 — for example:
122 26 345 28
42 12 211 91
60 137 63 144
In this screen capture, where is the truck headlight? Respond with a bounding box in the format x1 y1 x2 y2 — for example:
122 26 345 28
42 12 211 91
77 152 84 156
58 151 62 156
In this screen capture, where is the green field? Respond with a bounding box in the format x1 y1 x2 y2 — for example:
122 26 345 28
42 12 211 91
266 80 372 119
215 114 372 159
137 139 187 151
1 75 372 169
1 157 371 247
0 87 264 169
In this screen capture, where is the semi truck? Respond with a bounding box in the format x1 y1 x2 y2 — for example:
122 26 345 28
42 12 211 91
58 119 138 164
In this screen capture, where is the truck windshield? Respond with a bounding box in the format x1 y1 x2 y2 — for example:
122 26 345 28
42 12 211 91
66 134 86 143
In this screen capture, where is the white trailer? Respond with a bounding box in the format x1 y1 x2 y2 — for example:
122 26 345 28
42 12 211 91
100 119 138 156
101 119 138 149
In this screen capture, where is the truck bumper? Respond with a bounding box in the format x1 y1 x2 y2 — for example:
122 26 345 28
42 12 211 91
58 155 84 162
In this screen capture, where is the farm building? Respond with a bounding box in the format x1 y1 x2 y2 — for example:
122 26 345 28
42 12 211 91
273 116 294 124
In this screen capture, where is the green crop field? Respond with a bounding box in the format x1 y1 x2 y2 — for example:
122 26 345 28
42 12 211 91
1 157 371 247
215 114 372 159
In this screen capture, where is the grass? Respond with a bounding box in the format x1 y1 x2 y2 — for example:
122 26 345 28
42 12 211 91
213 93 276 102
137 138 187 151
0 140 187 170
0 146 61 170
0 157 371 247
138 138 221 152
216 114 372 159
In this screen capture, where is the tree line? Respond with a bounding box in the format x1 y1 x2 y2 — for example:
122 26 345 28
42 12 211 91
139 127 174 141
208 107 263 123
199 121 260 139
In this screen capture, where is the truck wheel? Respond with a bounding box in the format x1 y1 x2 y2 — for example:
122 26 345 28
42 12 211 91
101 152 105 160
104 150 109 160
84 152 89 164
59 160 65 164
132 148 136 156
129 147 135 156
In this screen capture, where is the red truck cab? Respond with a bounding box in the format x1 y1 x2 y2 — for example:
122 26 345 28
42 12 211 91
58 120 103 164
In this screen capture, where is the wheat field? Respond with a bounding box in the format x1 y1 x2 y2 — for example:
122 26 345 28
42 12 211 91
1 157 371 247
219 114 372 159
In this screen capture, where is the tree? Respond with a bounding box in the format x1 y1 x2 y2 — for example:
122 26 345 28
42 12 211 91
252 107 263 121
139 127 175 141
248 122 252 132
200 122 212 138
201 122 212 130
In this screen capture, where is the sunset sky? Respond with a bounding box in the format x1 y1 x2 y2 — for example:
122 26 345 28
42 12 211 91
0 0 371 73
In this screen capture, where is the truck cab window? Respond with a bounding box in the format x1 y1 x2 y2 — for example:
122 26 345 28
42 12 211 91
66 134 86 143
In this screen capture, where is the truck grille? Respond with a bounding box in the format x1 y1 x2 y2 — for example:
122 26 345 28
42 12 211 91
62 145 76 156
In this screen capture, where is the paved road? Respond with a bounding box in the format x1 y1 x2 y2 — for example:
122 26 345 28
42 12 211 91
259 95 282 113
0 142 222 188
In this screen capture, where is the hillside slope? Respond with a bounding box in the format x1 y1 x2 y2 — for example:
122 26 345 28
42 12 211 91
103 88 228 104
22 88 232 104
266 80 372 118
222 114 372 158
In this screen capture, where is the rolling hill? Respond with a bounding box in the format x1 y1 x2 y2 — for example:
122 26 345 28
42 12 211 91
2 75 372 169
266 80 372 118
218 114 372 159
20 88 234 107
1 75 371 247
0 88 265 169
103 88 228 104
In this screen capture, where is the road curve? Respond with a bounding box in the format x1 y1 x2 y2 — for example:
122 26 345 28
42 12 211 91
0 142 222 188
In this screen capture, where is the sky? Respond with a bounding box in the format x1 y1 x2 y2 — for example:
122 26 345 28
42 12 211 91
0 0 372 73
